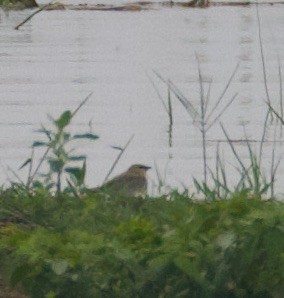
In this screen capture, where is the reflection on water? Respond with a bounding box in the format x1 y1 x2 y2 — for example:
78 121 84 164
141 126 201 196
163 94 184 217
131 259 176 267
0 5 283 193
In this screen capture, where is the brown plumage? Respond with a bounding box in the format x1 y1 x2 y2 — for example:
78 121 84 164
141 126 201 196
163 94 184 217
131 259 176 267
91 164 151 197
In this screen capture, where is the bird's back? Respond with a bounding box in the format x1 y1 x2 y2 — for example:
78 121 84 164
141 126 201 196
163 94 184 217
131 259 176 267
91 164 150 197
99 173 147 197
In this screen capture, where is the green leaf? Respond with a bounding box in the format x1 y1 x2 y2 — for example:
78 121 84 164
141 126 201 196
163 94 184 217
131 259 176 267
69 155 86 161
259 183 270 195
193 178 202 192
65 167 81 175
65 166 85 185
111 146 123 151
32 141 47 147
72 133 99 140
63 132 71 142
54 111 72 129
82 159 86 184
32 181 44 188
36 125 52 140
48 159 64 172
19 158 31 170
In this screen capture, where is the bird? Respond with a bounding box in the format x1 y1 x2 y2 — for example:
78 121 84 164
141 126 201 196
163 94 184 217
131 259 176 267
91 164 151 197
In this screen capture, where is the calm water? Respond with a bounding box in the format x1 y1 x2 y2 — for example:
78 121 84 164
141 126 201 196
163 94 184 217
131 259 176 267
0 4 284 194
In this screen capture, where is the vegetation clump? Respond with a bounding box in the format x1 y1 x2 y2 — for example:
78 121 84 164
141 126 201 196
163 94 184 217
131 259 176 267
0 0 37 9
0 190 283 297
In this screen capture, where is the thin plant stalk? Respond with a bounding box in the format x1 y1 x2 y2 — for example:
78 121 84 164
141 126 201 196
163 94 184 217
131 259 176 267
256 3 272 165
153 71 199 121
258 109 270 166
213 142 231 199
278 60 283 138
270 147 275 198
167 79 200 122
154 162 164 195
196 54 207 183
148 74 173 148
56 170 62 195
72 92 93 118
167 86 173 148
168 86 173 129
279 62 283 120
66 179 81 200
215 142 220 197
204 76 213 116
15 2 53 30
270 122 281 198
0 162 12 186
206 93 238 132
243 128 260 194
270 124 277 197
220 123 248 176
103 135 135 184
205 62 240 123
265 101 284 125
256 3 270 104
270 155 281 198
27 147 50 188
26 148 34 188
7 166 25 185
147 73 169 114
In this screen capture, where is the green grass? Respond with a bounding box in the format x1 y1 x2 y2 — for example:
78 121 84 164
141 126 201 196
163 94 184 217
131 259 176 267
0 189 283 298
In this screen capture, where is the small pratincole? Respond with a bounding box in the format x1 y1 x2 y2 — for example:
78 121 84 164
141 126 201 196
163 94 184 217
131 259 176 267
91 164 151 197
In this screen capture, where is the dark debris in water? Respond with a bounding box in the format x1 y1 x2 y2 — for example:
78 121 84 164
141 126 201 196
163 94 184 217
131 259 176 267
43 1 283 12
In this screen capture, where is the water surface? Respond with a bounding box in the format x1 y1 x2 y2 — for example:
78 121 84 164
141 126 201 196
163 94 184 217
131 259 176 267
0 4 283 194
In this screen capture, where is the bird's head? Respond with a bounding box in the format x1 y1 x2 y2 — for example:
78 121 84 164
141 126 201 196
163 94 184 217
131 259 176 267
127 164 151 177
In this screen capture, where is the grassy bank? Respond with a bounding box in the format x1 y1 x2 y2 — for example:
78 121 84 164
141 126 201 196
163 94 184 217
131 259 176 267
0 189 283 297
0 94 282 296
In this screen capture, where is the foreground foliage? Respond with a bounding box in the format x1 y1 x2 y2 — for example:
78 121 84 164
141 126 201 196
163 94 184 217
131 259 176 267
0 189 283 298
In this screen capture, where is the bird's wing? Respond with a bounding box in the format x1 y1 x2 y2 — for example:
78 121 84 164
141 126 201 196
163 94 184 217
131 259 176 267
91 173 147 196
90 172 128 193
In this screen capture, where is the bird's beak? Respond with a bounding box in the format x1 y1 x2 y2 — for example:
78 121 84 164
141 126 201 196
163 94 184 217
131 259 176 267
144 166 151 171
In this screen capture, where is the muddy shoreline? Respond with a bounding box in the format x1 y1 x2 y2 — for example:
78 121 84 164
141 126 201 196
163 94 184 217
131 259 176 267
1 0 284 11
44 1 284 11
